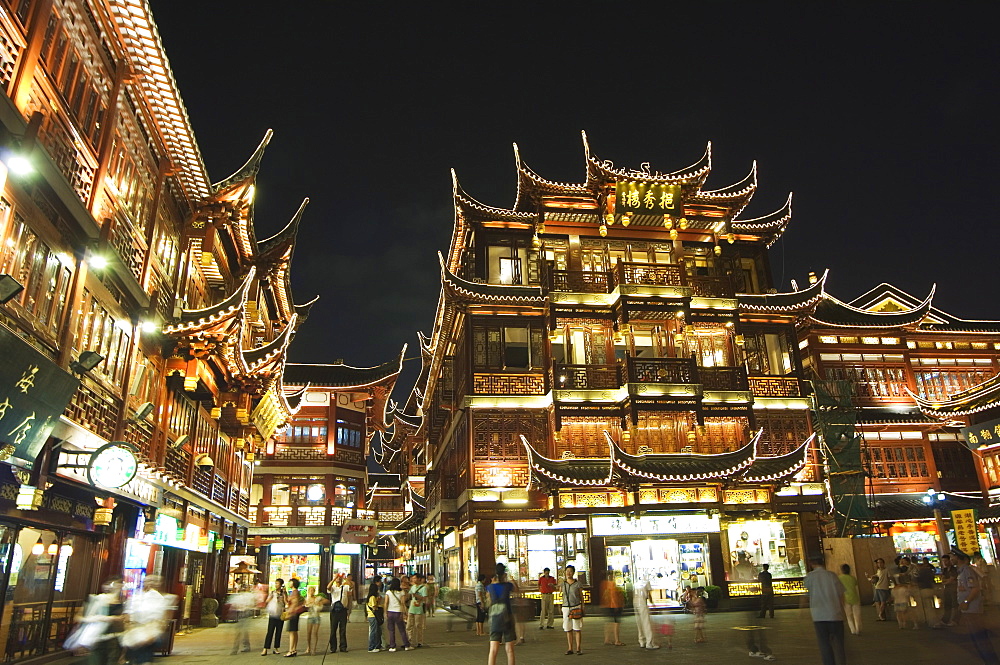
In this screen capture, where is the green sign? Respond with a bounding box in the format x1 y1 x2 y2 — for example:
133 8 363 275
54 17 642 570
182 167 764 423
0 325 80 469
615 181 683 216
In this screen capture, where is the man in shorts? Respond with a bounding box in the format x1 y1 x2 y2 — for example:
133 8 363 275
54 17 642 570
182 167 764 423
869 558 890 621
561 565 584 654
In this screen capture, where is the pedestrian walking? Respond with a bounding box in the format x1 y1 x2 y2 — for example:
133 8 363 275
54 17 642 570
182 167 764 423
891 574 917 630
538 568 556 630
384 577 412 651
407 573 428 647
632 575 659 650
600 573 625 646
226 584 254 655
957 551 1000 664
804 554 846 665
303 586 327 655
869 558 890 621
327 574 351 652
913 558 937 627
261 578 287 655
365 581 384 652
121 575 176 665
838 564 861 635
475 574 489 636
936 554 958 627
691 587 707 643
487 563 517 665
345 574 356 622
66 577 125 665
743 608 775 661
561 565 584 655
283 578 304 657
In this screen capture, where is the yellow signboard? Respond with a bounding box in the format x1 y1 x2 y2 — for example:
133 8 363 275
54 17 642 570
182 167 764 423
950 509 979 555
251 386 284 440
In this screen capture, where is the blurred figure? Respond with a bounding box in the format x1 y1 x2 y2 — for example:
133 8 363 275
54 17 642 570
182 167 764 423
691 587 707 643
122 575 176 665
426 574 438 617
344 574 356 622
744 607 775 661
838 564 861 635
227 584 254 655
487 563 516 665
475 574 488 636
891 574 917 630
804 554 846 665
632 575 659 650
757 564 774 619
70 577 124 665
538 568 556 630
511 586 532 645
600 573 625 646
262 578 287 655
936 554 958 628
913 558 937 627
957 551 1000 664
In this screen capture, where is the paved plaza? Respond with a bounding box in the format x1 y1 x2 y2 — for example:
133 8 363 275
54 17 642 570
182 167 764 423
64 605 1000 665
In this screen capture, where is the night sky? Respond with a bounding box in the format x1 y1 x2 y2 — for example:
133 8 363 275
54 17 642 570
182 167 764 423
152 3 999 390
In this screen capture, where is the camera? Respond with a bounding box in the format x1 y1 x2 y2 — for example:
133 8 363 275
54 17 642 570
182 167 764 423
194 453 215 472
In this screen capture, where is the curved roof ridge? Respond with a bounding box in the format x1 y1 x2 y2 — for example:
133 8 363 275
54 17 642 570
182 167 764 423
211 129 273 194
587 140 712 185
293 295 320 322
165 266 256 332
610 429 762 482
737 269 828 313
732 192 793 230
810 284 935 329
453 172 532 219
258 197 309 258
439 252 546 304
243 313 297 371
824 284 935 317
698 161 758 198
740 434 815 483
521 434 615 489
909 372 1000 417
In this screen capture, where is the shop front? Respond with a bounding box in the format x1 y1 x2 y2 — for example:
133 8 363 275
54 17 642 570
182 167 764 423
720 514 809 604
592 514 718 607
269 542 322 589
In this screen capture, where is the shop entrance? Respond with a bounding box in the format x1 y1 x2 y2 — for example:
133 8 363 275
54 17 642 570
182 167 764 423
605 537 711 607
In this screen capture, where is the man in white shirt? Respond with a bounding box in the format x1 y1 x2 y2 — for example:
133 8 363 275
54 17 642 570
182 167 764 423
803 554 846 665
327 575 350 652
632 577 658 649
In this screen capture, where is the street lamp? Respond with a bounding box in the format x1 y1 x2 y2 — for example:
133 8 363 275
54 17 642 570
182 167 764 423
922 488 948 556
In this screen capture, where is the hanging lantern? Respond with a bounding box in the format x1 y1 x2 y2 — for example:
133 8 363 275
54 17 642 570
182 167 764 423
727 233 736 244
93 508 114 527
31 537 44 556
531 233 541 249
599 224 608 237
669 229 678 240
604 213 615 226
714 244 722 256
622 212 633 227
686 429 697 444
538 222 546 233
47 543 59 556
245 452 255 462
678 218 688 230
663 216 673 229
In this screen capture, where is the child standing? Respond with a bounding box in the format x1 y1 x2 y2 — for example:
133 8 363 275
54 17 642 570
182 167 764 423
691 587 707 643
891 574 917 630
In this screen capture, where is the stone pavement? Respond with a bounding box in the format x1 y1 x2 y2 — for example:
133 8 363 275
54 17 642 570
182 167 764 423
66 605 1000 664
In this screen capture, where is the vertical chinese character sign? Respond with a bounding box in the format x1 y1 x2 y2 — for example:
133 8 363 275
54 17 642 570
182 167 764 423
0 326 80 469
949 509 979 555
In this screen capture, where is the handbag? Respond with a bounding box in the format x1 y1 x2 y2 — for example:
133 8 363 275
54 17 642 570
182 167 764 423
568 607 584 620
121 622 162 648
64 621 105 650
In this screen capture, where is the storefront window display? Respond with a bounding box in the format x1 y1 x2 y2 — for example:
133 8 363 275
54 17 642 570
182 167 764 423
269 543 321 588
888 523 939 555
722 516 805 581
495 526 589 586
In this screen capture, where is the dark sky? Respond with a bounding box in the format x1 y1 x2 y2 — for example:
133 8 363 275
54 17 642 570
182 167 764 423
152 2 999 386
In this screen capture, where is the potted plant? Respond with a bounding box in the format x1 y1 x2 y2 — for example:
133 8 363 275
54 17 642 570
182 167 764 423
704 585 722 609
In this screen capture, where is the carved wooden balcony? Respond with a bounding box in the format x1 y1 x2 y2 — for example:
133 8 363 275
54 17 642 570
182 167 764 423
748 375 802 397
686 274 735 298
545 269 612 293
611 262 685 288
626 356 698 384
699 366 749 391
554 363 623 390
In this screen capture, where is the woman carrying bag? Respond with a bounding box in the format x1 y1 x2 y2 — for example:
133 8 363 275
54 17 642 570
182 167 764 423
487 563 516 665
561 565 584 655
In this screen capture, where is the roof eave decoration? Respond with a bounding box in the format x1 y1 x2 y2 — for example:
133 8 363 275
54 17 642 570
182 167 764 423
585 132 712 189
211 129 274 197
515 146 591 206
731 192 793 246
280 381 310 414
521 435 615 490
696 161 757 199
740 434 815 483
293 295 320 324
909 374 1000 417
810 284 936 329
612 429 763 482
737 269 828 314
439 252 546 305
164 266 256 335
242 313 297 374
108 1 211 203
258 197 309 262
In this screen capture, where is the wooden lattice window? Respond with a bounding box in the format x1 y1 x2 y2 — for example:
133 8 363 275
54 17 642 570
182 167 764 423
755 410 811 455
472 410 546 460
630 412 696 454
865 445 930 481
472 321 545 371
700 417 750 454
560 417 621 458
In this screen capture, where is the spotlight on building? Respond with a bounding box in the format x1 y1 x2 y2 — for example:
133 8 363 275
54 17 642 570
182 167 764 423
5 154 33 176
70 350 105 374
131 402 155 422
139 320 159 334
88 255 108 270
0 274 25 304
170 434 189 449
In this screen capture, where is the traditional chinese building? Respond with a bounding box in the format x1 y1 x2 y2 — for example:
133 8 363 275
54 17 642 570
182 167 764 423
797 282 1000 558
0 1 318 659
247 355 403 591
408 134 825 609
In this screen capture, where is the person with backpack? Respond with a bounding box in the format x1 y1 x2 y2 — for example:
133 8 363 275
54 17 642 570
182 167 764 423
487 563 517 665
365 581 385 652
327 574 350 652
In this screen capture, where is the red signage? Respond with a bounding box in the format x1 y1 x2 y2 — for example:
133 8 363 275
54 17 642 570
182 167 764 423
340 519 378 544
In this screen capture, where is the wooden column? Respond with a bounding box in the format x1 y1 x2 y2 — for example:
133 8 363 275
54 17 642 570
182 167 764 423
8 0 54 110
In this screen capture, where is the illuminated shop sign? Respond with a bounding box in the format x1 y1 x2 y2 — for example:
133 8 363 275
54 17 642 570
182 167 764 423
591 514 720 536
270 542 321 555
341 519 378 544
0 325 80 469
87 442 138 488
614 181 683 216
961 418 1000 451
141 514 213 553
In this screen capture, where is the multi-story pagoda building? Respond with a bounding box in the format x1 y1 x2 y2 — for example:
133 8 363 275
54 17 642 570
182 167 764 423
411 134 825 608
248 356 403 590
795 283 1000 558
0 1 333 659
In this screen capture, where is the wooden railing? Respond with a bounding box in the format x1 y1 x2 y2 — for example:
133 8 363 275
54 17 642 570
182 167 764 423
699 366 749 391
612 262 685 288
546 269 612 293
554 363 623 390
626 356 698 384
687 274 735 298
748 376 802 397
254 505 376 528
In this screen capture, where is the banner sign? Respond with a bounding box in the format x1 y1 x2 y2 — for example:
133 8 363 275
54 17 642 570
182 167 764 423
950 509 979 555
614 181 683 216
960 418 1000 451
591 513 720 536
0 325 80 469
340 519 378 544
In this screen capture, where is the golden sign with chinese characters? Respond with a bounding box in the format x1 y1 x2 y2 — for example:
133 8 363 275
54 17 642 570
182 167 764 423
950 508 979 555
